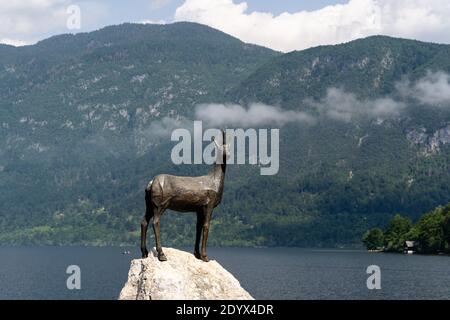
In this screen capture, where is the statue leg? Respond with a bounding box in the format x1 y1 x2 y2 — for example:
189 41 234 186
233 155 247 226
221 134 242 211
140 216 150 258
152 208 167 261
194 210 203 259
141 203 153 258
200 206 212 262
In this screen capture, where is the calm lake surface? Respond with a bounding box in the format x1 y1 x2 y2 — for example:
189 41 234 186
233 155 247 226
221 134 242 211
0 246 448 300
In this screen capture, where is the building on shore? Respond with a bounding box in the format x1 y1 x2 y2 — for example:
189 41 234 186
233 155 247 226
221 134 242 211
403 241 418 254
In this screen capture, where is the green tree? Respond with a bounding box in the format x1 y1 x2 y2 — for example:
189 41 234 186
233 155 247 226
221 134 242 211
362 228 384 250
415 207 446 253
443 204 450 252
384 214 412 252
443 217 450 253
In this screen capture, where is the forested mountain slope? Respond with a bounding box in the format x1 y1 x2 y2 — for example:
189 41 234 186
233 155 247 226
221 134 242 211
0 25 448 247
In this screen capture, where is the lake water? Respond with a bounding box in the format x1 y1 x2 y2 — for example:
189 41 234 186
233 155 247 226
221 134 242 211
0 246 448 300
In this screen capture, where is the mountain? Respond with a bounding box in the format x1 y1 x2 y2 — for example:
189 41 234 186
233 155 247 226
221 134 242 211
230 36 450 103
0 25 449 247
226 35 450 246
0 22 279 245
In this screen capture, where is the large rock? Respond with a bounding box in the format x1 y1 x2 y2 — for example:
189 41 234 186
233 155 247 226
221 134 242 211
119 248 254 300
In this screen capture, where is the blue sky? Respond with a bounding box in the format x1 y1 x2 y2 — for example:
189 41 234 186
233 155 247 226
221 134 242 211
1 0 450 52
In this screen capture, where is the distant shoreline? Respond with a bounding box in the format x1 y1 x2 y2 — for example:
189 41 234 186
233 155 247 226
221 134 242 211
365 249 450 257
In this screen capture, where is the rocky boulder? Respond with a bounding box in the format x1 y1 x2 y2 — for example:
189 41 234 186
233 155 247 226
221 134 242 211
119 248 254 300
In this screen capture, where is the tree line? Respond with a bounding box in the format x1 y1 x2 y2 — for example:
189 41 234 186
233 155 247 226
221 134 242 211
362 203 450 254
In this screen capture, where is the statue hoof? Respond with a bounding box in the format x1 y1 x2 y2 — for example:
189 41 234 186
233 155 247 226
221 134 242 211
142 249 149 259
158 252 167 262
194 251 201 259
201 255 209 262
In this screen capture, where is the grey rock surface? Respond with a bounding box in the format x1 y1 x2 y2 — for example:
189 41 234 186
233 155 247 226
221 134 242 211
119 248 254 300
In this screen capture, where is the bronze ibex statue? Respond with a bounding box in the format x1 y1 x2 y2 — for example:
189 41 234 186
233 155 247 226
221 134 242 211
141 130 229 262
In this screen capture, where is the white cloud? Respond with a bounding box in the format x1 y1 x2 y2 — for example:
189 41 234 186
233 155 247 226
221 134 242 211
3 0 450 50
311 87 405 122
398 71 450 107
0 0 64 11
145 116 186 139
139 19 167 25
0 38 29 47
175 0 450 52
195 94 406 126
310 71 450 122
196 72 450 126
195 103 314 127
0 0 69 45
0 0 108 46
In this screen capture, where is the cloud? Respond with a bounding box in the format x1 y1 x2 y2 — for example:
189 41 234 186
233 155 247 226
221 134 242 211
310 71 450 122
145 116 188 139
0 0 69 45
139 19 167 25
3 0 450 50
0 0 64 11
175 0 450 52
310 88 405 122
196 72 450 125
0 0 108 46
195 103 314 127
133 116 191 155
197 72 450 126
0 38 29 47
398 71 450 107
195 95 405 127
